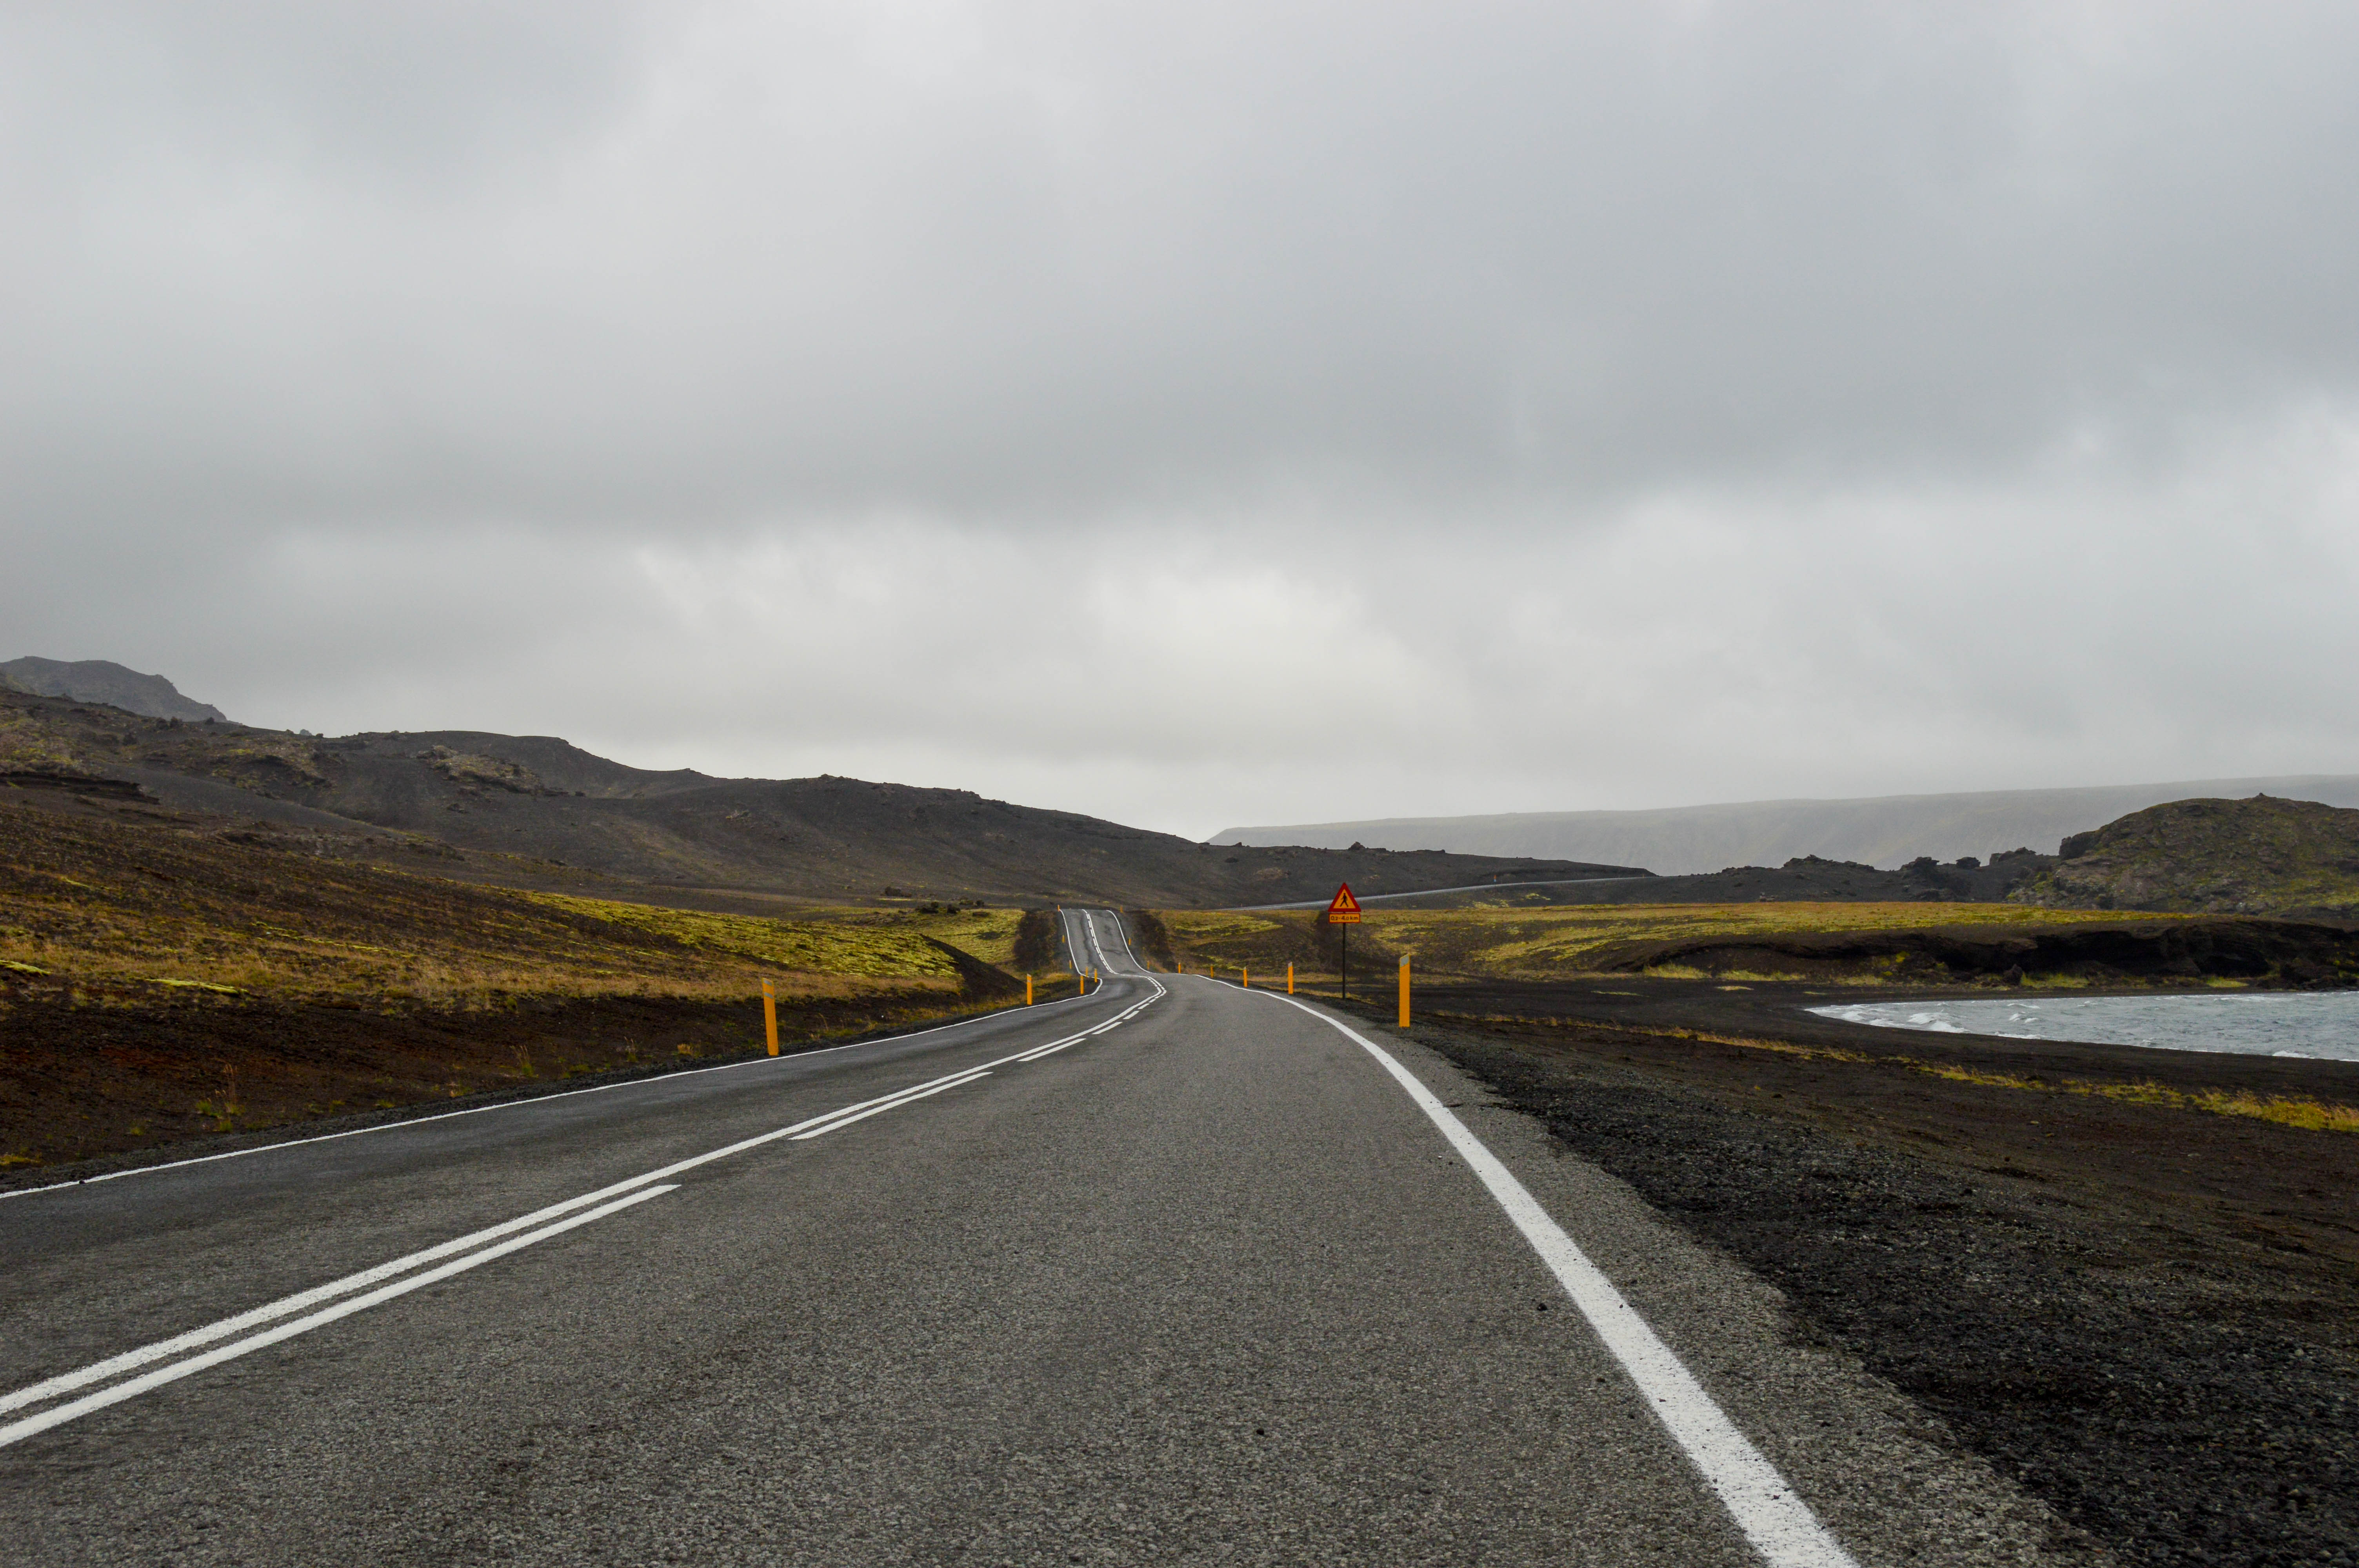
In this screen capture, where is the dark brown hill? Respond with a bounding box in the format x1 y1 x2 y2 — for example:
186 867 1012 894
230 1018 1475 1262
0 689 1636 907
1361 848 2060 908
2012 794 2359 919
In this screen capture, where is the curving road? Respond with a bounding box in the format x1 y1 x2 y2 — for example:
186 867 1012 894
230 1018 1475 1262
0 911 2060 1565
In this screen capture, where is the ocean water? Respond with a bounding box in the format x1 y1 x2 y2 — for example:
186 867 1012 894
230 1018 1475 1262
1807 992 2359 1062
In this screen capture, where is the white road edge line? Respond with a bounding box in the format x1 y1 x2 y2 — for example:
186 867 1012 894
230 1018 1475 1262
0 989 1105 1203
0 1185 680 1450
1096 913 1148 974
3 924 1167 1428
1249 988 1860 1568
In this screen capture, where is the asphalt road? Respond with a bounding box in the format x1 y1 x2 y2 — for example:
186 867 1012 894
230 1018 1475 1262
0 910 2075 1565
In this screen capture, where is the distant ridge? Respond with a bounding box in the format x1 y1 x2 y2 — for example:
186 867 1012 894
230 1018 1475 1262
1217 775 2359 876
0 658 227 722
0 688 1619 906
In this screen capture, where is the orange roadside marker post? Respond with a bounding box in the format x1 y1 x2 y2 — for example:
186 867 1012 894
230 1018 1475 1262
1287 962 1294 995
1398 956 1410 1029
1325 883 1362 1000
1243 966 1250 989
762 980 779 1056
1026 974 1034 1005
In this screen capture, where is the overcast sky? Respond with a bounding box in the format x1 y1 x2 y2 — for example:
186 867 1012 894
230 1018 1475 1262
6 2 2357 838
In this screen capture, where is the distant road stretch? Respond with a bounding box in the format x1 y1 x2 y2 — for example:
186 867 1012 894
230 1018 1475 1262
0 908 2039 1565
1231 874 1652 909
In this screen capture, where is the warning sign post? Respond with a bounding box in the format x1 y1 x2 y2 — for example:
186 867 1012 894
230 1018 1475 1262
1326 883 1362 999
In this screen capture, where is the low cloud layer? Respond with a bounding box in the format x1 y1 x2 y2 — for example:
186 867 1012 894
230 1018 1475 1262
7 2 2357 836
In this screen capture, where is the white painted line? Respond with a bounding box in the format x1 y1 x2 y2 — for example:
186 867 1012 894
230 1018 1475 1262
1014 1034 1088 1062
1098 914 1150 974
0 1082 965 1418
790 1070 993 1140
4 919 1170 1443
1249 990 1859 1568
0 1185 679 1450
0 988 1105 1204
2 1104 883 1421
0 1178 685 1418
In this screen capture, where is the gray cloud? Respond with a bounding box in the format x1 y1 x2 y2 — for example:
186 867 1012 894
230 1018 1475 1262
5 2 2357 836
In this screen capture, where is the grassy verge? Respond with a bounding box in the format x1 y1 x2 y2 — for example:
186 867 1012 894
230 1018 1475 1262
0 799 1074 1170
1430 1012 2359 1136
0 800 983 1009
1150 901 2344 988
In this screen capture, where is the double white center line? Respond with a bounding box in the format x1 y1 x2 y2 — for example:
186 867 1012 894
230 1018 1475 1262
0 1186 681 1448
790 1066 995 1139
2 971 1166 1450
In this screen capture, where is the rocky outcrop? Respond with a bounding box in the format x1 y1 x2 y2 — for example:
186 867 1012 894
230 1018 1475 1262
2013 795 2359 919
415 745 572 797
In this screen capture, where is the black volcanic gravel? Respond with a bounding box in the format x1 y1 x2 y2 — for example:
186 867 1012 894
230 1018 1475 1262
1414 1023 2359 1568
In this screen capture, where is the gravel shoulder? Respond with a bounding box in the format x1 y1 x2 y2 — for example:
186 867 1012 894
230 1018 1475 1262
1344 981 2359 1568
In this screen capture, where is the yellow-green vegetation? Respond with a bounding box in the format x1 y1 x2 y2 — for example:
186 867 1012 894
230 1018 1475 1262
0 706 82 773
1591 1024 2359 1137
523 893 962 980
1441 1013 2359 1137
898 906 1027 969
0 700 330 791
206 734 335 788
1371 903 2167 977
0 800 972 1009
418 744 542 793
1156 911 1295 966
2016 795 2359 918
1158 902 2170 982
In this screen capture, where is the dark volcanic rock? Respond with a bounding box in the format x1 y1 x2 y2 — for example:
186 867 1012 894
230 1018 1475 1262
1412 1020 2359 1568
2018 795 2359 919
1448 849 2064 909
1594 915 2359 987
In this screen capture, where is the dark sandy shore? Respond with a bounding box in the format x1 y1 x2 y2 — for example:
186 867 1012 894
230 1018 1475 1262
1336 978 2357 1568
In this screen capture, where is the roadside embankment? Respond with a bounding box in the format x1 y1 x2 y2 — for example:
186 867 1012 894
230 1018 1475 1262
0 798 1068 1172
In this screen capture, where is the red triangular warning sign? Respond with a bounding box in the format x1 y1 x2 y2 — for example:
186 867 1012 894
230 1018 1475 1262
1326 882 1363 922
